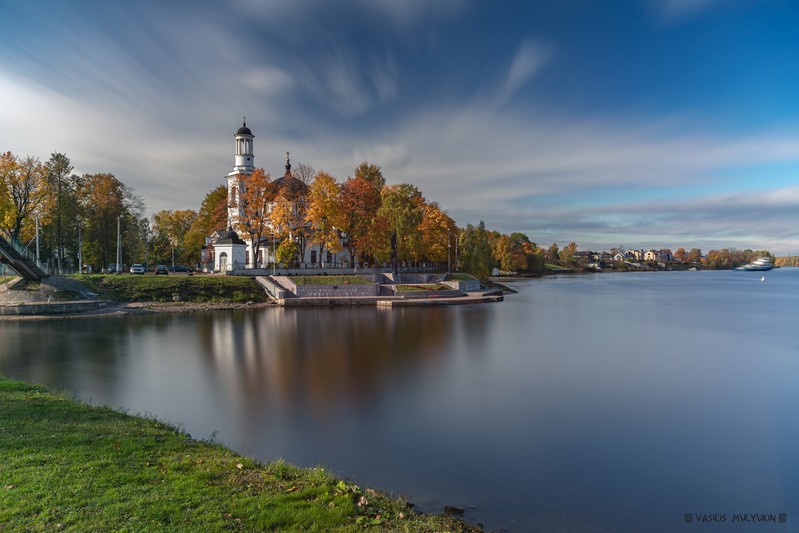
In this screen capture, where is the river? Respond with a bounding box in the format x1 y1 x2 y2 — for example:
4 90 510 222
1 269 798 532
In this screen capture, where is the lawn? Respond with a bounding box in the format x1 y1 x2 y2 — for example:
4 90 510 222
71 275 269 303
0 377 479 532
395 284 450 292
443 273 475 282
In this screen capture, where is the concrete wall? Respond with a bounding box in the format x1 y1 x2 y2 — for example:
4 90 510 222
442 279 481 292
294 283 380 298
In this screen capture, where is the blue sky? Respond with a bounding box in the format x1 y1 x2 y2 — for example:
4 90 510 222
1 0 798 254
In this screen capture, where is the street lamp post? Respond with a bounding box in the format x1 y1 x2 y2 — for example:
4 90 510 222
447 228 451 274
35 212 47 265
116 215 121 274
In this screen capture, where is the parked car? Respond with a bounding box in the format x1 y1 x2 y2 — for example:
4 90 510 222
169 265 194 274
154 264 169 275
129 264 145 275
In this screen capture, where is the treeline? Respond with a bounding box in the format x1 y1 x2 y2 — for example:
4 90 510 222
3 148 783 277
0 151 146 273
702 248 774 269
226 162 458 269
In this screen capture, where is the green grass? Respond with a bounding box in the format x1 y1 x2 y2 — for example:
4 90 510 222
71 275 269 303
291 275 371 285
443 273 475 282
544 264 571 271
0 275 16 285
0 376 479 532
395 284 450 292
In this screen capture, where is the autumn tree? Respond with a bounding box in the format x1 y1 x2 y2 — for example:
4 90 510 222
184 185 228 265
673 247 687 262
688 248 702 263
491 232 528 272
560 242 577 265
269 175 309 266
151 209 199 266
79 173 145 271
340 175 382 267
235 167 272 266
0 152 48 243
419 201 456 264
354 162 385 192
305 171 344 267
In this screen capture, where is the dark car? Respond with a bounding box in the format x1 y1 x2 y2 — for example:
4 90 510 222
154 264 169 275
169 265 194 274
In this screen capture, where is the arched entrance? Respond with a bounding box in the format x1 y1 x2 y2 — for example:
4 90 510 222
219 252 228 272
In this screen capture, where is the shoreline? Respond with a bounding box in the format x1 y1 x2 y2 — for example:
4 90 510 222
0 375 482 531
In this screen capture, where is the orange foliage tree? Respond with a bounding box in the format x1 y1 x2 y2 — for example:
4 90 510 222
419 201 456 263
0 152 48 242
340 175 382 266
305 171 344 267
236 168 273 266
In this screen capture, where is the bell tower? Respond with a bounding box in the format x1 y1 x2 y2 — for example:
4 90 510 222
226 119 255 229
230 118 255 176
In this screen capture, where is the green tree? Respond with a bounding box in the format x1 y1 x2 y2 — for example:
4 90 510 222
276 239 299 266
184 185 228 266
458 221 495 279
376 183 424 262
41 153 82 273
151 209 199 267
354 162 385 192
546 243 560 264
78 173 145 271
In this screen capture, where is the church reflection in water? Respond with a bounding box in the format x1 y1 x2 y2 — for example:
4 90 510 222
202 307 456 422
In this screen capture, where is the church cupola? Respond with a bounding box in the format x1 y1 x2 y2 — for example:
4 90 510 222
232 118 254 175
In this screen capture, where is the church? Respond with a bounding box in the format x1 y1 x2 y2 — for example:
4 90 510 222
201 121 352 273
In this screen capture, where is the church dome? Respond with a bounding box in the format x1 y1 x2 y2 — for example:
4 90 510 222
215 228 246 245
236 124 252 136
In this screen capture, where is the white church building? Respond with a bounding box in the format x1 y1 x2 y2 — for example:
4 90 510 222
202 121 352 273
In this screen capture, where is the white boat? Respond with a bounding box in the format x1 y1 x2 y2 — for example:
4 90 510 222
734 257 774 271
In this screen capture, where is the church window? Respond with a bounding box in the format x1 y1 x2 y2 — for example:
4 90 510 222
310 250 317 265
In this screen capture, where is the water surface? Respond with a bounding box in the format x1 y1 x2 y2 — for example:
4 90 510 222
1 269 797 531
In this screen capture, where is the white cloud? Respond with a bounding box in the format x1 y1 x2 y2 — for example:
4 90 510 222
242 66 294 95
496 40 551 105
652 0 729 22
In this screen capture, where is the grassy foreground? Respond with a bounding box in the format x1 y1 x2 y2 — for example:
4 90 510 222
0 377 479 532
71 275 269 304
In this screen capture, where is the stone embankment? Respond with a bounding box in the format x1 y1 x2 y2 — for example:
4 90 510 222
0 276 107 316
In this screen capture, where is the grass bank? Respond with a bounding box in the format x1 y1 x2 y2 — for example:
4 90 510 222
0 377 479 532
395 284 449 292
71 275 269 303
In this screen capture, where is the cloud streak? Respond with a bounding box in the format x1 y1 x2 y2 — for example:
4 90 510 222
1 1 797 256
